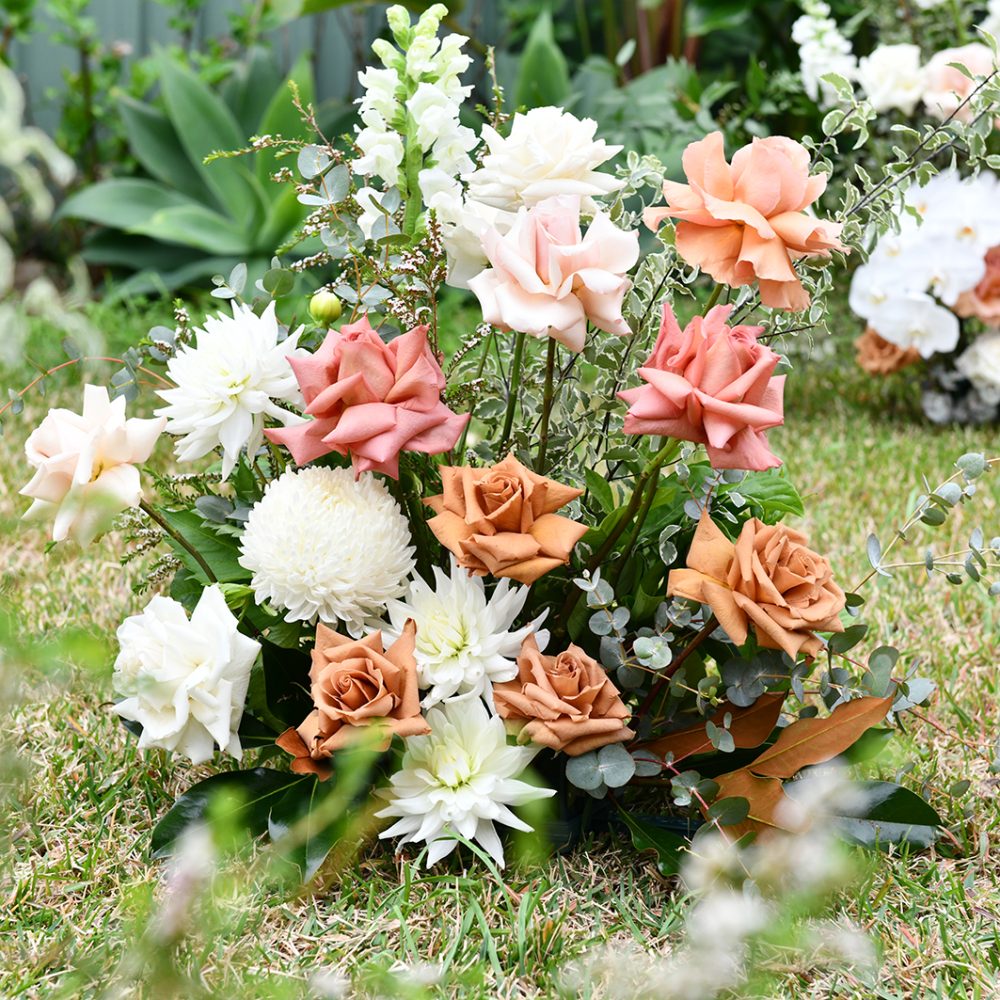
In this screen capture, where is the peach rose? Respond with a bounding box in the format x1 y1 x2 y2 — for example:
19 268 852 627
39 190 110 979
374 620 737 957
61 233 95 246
955 246 1000 327
644 132 845 311
923 44 997 124
618 303 785 471
493 634 634 755
855 327 921 375
277 620 429 776
468 194 640 352
266 315 468 479
668 511 845 659
20 384 165 545
424 454 587 585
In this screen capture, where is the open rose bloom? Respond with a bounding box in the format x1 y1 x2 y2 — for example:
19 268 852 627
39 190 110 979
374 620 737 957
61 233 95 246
645 132 845 310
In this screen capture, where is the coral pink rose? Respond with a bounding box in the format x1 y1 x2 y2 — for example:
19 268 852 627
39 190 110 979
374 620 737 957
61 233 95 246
644 132 845 311
267 315 468 479
468 194 640 352
955 246 1000 327
618 303 785 470
923 44 997 124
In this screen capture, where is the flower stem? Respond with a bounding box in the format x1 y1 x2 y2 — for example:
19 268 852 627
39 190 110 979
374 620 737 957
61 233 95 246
635 615 718 721
703 283 724 312
498 330 527 455
140 499 217 584
454 327 494 459
536 337 558 473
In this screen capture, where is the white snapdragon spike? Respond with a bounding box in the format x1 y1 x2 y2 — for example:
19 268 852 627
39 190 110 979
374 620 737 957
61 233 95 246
465 107 624 215
957 331 1000 405
791 2 856 106
855 44 925 114
874 292 960 357
383 558 549 709
20 384 165 544
113 585 260 764
375 698 555 867
238 467 415 635
156 301 305 480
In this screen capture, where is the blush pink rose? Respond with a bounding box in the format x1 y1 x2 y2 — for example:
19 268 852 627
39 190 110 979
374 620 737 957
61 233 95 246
266 316 468 479
923 45 997 124
956 246 1000 327
618 303 785 471
468 194 640 353
644 132 845 312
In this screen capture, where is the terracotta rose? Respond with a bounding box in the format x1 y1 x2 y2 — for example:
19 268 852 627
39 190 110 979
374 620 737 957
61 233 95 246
277 620 429 777
668 511 845 659
855 327 921 375
493 634 634 755
955 246 1000 328
424 454 587 585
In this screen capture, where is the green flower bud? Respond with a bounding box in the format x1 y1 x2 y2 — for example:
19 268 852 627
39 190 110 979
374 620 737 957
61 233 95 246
309 290 342 325
414 3 448 37
386 5 413 47
371 37 404 72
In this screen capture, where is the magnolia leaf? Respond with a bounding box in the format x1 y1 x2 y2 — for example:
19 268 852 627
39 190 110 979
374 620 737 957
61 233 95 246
748 696 893 779
707 768 794 840
617 809 686 878
637 692 786 763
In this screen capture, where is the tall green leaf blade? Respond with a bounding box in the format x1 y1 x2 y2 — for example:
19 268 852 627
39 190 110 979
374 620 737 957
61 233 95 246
129 204 252 255
256 52 315 186
58 179 196 230
515 9 570 109
158 55 267 228
221 46 283 138
117 94 214 204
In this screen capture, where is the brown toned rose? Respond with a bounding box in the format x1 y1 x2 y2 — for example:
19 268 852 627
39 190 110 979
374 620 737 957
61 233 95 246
668 511 845 659
493 634 634 756
424 453 587 585
956 245 1000 327
855 327 920 376
276 620 429 777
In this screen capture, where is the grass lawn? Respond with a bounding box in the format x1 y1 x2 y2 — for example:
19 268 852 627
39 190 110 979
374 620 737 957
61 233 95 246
0 303 998 998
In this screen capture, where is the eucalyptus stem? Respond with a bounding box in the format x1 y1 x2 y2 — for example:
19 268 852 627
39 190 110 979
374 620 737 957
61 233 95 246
536 337 558 473
498 331 527 455
140 499 217 583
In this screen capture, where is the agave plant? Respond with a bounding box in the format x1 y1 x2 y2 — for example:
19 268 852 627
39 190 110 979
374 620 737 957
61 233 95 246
59 50 314 299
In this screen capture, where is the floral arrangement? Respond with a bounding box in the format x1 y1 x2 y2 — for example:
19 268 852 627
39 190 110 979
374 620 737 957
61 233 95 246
11 4 1000 877
850 169 1000 423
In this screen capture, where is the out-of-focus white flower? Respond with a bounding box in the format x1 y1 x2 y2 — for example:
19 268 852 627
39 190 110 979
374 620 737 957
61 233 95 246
309 969 351 1000
793 3 856 107
849 259 926 321
156 301 305 480
20 384 165 544
113 585 260 764
383 557 549 709
152 823 216 943
465 107 624 215
685 889 772 944
957 330 1000 404
856 43 925 114
238 466 415 635
874 291 960 357
982 0 1000 40
376 698 554 866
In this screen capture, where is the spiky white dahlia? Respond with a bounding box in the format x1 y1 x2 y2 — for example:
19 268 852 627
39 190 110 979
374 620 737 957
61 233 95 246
376 698 554 867
383 558 548 709
238 466 415 634
156 301 306 479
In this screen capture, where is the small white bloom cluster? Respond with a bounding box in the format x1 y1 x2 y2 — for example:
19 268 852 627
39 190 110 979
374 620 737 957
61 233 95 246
113 585 260 764
849 170 1000 356
156 301 306 480
351 3 476 211
791 0 856 107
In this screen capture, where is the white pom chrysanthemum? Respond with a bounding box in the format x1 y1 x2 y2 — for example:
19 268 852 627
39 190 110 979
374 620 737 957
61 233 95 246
238 466 415 634
156 301 306 479
376 698 555 867
383 558 548 710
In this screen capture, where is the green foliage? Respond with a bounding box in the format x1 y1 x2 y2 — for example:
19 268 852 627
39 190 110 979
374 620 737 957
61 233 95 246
58 51 314 298
514 9 570 110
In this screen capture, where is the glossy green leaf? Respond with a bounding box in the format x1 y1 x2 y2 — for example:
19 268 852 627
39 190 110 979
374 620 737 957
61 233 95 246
157 508 250 583
58 179 196 230
515 9 570 110
618 809 687 878
129 204 251 255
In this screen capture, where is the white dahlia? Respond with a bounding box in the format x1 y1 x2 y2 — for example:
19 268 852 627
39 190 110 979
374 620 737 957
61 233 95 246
238 466 415 634
113 585 260 764
384 558 548 710
376 698 555 867
464 107 623 215
156 301 306 480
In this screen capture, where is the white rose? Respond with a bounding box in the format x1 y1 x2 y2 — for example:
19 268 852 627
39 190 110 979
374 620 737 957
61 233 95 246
856 44 925 114
20 384 165 544
956 330 1000 405
113 585 261 764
